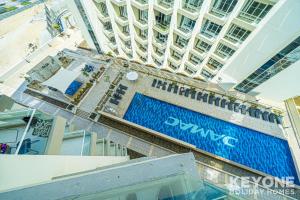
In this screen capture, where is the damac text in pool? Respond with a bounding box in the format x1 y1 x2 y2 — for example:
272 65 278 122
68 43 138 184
164 116 238 148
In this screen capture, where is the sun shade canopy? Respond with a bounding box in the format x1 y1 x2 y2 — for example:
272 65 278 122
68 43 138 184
42 68 80 93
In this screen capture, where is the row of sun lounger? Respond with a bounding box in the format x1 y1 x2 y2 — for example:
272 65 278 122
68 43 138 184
109 84 128 105
151 78 282 125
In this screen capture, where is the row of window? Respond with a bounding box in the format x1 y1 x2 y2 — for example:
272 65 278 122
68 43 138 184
235 36 300 93
93 0 275 80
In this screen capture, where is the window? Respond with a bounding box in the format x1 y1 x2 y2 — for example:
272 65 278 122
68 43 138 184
238 0 273 23
235 36 300 93
159 0 174 8
189 54 202 65
93 1 108 16
140 29 148 38
156 32 168 43
125 41 131 48
201 69 213 79
175 35 189 48
172 50 183 60
122 25 129 34
104 22 112 31
195 40 211 53
139 10 148 22
225 24 251 44
154 58 162 66
155 13 171 27
200 20 223 38
169 62 179 70
139 44 147 51
120 6 127 17
109 37 116 44
156 48 165 56
210 0 237 17
179 16 196 32
75 0 102 53
100 3 108 16
184 0 204 12
215 43 235 58
184 65 196 74
207 58 223 70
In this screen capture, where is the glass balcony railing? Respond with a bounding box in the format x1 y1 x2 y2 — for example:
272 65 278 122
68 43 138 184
136 0 148 4
183 3 200 13
61 130 91 156
138 18 147 25
158 0 173 8
238 11 262 24
155 37 167 45
0 109 54 155
210 7 230 18
155 22 170 32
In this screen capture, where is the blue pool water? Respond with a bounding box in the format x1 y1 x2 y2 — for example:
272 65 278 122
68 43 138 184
124 93 299 184
65 81 82 96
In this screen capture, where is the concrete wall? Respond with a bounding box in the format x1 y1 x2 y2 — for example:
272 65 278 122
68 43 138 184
254 60 300 101
0 155 129 192
67 0 96 50
218 0 300 81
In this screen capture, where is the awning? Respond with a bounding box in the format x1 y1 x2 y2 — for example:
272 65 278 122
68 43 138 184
42 68 80 93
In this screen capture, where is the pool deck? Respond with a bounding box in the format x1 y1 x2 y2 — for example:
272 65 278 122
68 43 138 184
105 65 285 140
2 48 300 198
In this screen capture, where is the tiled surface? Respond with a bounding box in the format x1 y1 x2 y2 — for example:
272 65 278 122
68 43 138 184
79 66 117 113
105 68 285 139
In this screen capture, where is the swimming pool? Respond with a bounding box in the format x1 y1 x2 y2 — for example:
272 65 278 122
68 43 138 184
124 93 299 184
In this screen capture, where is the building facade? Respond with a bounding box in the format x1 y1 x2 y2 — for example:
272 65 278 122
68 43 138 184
67 0 300 102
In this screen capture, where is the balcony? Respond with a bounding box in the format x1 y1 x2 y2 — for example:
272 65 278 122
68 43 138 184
154 1 173 15
131 0 148 10
103 29 114 38
188 55 202 66
153 37 167 49
152 51 164 62
184 63 197 75
171 44 186 55
178 4 200 20
210 7 231 19
136 47 147 57
115 16 129 26
204 13 226 26
174 27 192 40
168 56 181 67
133 18 148 30
238 11 262 25
206 62 220 73
167 61 180 71
97 12 110 23
110 0 126 6
135 34 148 45
108 41 117 50
201 68 214 79
153 23 169 35
190 48 206 60
158 0 173 8
119 31 131 41
121 43 132 55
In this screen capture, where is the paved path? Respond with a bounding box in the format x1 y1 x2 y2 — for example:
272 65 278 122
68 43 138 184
10 83 173 158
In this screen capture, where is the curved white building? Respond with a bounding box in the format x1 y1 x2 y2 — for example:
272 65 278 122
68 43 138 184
68 0 300 103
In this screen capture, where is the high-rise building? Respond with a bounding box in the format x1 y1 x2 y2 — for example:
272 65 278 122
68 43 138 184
67 0 300 102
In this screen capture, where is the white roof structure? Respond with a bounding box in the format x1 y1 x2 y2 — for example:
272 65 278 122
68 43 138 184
42 68 80 93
